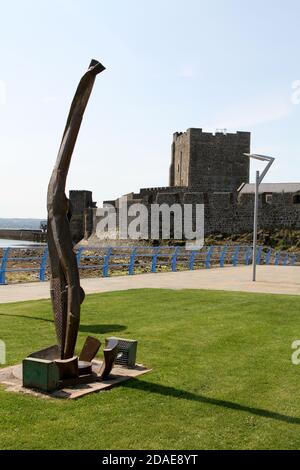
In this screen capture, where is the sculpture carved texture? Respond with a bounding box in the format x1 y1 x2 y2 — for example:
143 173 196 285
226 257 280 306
47 59 105 359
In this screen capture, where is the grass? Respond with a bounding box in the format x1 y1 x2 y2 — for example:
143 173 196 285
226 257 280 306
1 288 300 450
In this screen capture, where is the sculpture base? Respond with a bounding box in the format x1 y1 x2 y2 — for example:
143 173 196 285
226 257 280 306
0 360 151 400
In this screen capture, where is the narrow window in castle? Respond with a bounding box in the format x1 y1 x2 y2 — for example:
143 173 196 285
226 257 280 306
264 193 273 204
293 194 300 204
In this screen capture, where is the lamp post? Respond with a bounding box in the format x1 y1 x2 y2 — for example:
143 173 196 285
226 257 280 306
243 154 275 282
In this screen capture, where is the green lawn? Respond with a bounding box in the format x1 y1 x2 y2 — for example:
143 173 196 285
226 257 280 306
1 288 300 450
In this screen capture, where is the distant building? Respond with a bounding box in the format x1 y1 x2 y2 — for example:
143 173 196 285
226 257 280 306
70 129 300 243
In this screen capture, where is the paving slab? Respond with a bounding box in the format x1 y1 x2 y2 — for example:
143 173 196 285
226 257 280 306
0 266 299 304
0 361 151 400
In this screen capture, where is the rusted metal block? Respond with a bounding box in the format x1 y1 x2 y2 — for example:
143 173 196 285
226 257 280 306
54 356 78 380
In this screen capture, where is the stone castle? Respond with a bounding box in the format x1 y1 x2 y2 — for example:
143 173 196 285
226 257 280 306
69 128 300 244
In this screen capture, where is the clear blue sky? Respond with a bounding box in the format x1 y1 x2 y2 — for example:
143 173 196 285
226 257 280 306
1 0 300 218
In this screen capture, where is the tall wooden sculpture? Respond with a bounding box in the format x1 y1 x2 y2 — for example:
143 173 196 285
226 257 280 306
21 60 137 393
47 59 105 359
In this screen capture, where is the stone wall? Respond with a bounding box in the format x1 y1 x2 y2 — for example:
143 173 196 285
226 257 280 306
96 188 300 240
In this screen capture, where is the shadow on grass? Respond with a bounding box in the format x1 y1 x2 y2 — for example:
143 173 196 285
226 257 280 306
122 379 300 425
0 313 53 323
0 313 126 335
79 324 126 334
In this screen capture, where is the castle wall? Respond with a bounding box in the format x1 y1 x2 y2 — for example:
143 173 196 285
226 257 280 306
95 188 300 240
234 191 300 232
194 191 300 235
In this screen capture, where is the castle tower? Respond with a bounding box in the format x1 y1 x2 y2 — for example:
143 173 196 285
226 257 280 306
69 190 96 243
169 128 251 192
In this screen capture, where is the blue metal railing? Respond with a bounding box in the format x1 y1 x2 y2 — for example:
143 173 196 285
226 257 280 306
0 245 298 285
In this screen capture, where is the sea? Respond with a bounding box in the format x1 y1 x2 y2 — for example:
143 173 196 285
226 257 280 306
0 239 44 248
0 218 46 248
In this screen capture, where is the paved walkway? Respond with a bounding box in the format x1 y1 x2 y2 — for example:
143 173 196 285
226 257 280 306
0 266 299 304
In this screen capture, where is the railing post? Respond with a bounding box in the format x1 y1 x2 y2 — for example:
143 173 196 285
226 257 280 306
189 251 196 271
76 247 84 268
151 247 159 273
171 247 180 272
290 254 297 266
39 247 48 282
232 246 240 267
256 246 263 265
245 247 252 266
205 246 214 269
220 246 228 268
128 247 137 275
274 251 281 266
265 248 272 265
0 248 10 285
103 247 112 277
283 254 289 266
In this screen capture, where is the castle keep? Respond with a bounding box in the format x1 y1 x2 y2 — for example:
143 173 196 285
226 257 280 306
69 128 300 243
169 128 250 192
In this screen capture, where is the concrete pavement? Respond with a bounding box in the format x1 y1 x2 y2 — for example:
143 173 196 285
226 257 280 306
0 266 299 304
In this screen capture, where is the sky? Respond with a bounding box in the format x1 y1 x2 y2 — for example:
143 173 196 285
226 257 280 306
0 0 300 218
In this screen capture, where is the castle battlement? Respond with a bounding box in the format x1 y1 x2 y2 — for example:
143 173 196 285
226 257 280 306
173 128 250 141
139 186 186 193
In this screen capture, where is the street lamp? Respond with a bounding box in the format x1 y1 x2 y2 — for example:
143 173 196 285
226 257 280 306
243 153 275 282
